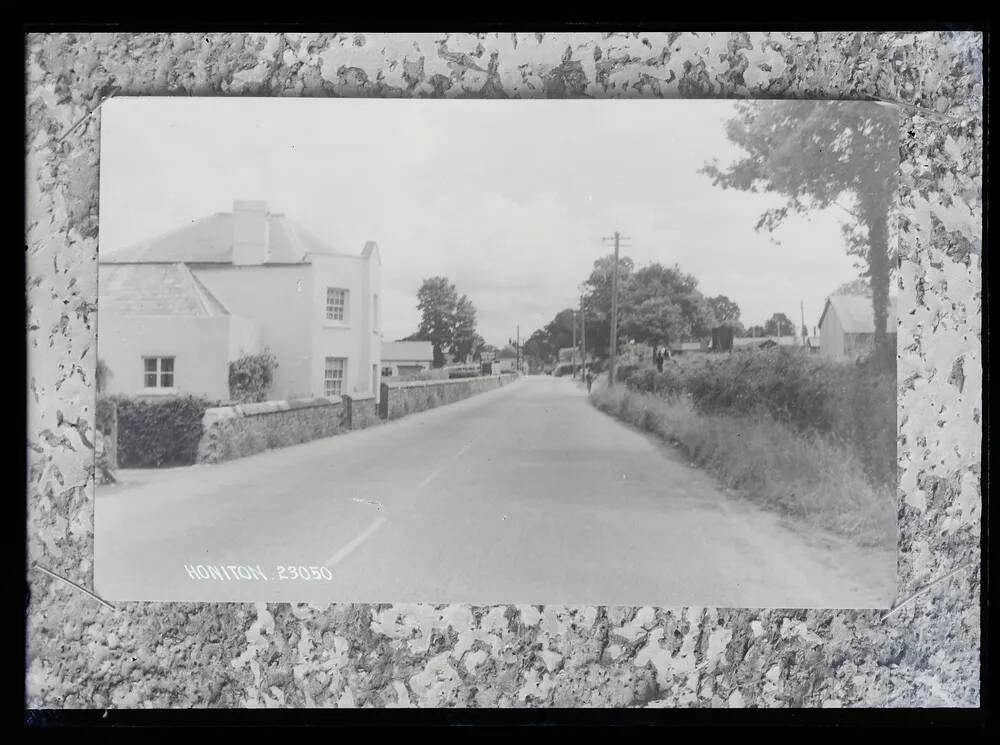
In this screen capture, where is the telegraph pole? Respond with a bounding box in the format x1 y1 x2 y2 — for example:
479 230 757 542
580 294 586 375
571 311 578 379
800 301 806 345
516 324 520 373
601 231 629 387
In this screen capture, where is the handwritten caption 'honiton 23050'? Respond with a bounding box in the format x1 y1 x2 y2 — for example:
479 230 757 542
184 565 333 581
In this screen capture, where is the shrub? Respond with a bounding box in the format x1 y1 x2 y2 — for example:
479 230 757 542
95 395 117 435
229 349 279 404
591 386 895 549
616 364 638 382
103 394 213 468
621 348 896 489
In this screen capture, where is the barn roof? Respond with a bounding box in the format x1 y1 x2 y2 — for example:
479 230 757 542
819 295 898 333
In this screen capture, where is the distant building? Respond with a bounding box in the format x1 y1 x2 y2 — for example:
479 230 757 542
98 200 382 402
670 340 710 355
818 295 898 361
381 340 434 378
498 344 519 373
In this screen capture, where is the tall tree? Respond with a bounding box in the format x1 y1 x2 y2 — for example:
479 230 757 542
764 312 795 337
523 329 554 365
831 277 873 297
622 263 716 345
582 254 634 356
451 294 479 362
701 100 897 368
708 294 741 324
410 277 480 367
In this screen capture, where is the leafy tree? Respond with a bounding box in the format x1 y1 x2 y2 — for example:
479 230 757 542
469 334 487 361
409 277 480 367
708 295 741 324
622 263 716 345
522 330 554 366
831 277 873 297
543 308 578 355
702 100 897 368
451 294 479 362
763 313 795 337
582 254 635 356
744 324 767 338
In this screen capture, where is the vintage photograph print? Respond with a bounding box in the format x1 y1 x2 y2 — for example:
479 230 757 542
94 97 899 606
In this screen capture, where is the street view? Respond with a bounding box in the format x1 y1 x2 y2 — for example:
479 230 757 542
95 98 898 607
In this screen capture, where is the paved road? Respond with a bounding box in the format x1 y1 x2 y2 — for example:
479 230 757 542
96 376 896 607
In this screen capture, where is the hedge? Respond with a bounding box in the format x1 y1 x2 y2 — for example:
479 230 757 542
97 394 213 468
623 348 896 489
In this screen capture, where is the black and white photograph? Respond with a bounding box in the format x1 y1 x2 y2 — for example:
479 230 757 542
93 96 899 608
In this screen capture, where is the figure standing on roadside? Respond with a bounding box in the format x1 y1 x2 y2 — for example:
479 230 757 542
655 345 665 373
585 367 594 393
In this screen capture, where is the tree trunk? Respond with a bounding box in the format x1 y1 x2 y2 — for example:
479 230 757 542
867 208 892 370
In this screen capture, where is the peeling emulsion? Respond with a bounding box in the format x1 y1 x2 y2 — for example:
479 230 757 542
25 31 981 708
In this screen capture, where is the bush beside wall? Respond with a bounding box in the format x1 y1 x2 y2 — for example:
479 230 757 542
98 394 212 468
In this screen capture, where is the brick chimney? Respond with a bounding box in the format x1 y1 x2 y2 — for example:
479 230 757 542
232 200 270 265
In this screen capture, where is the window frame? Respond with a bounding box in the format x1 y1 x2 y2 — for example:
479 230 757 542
142 356 176 392
325 287 349 324
324 356 347 398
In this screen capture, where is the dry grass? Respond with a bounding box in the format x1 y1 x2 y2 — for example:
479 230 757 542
591 386 896 549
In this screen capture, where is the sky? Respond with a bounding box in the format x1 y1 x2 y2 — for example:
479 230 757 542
99 97 875 346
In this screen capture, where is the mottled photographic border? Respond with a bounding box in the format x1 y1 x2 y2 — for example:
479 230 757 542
25 30 983 714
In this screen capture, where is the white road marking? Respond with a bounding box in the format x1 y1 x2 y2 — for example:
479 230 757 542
323 517 388 569
323 402 500 571
417 466 444 489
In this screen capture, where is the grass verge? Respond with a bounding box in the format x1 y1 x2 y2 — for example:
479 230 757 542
591 385 896 549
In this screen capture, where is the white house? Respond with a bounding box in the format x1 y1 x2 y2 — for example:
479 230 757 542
98 200 383 403
498 345 519 373
818 295 898 361
381 340 434 378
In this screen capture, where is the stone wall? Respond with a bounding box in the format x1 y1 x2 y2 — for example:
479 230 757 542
342 393 380 430
196 399 345 464
380 374 514 420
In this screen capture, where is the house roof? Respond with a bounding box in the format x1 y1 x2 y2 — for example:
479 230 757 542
98 263 230 316
819 295 898 333
100 209 353 265
382 340 434 362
